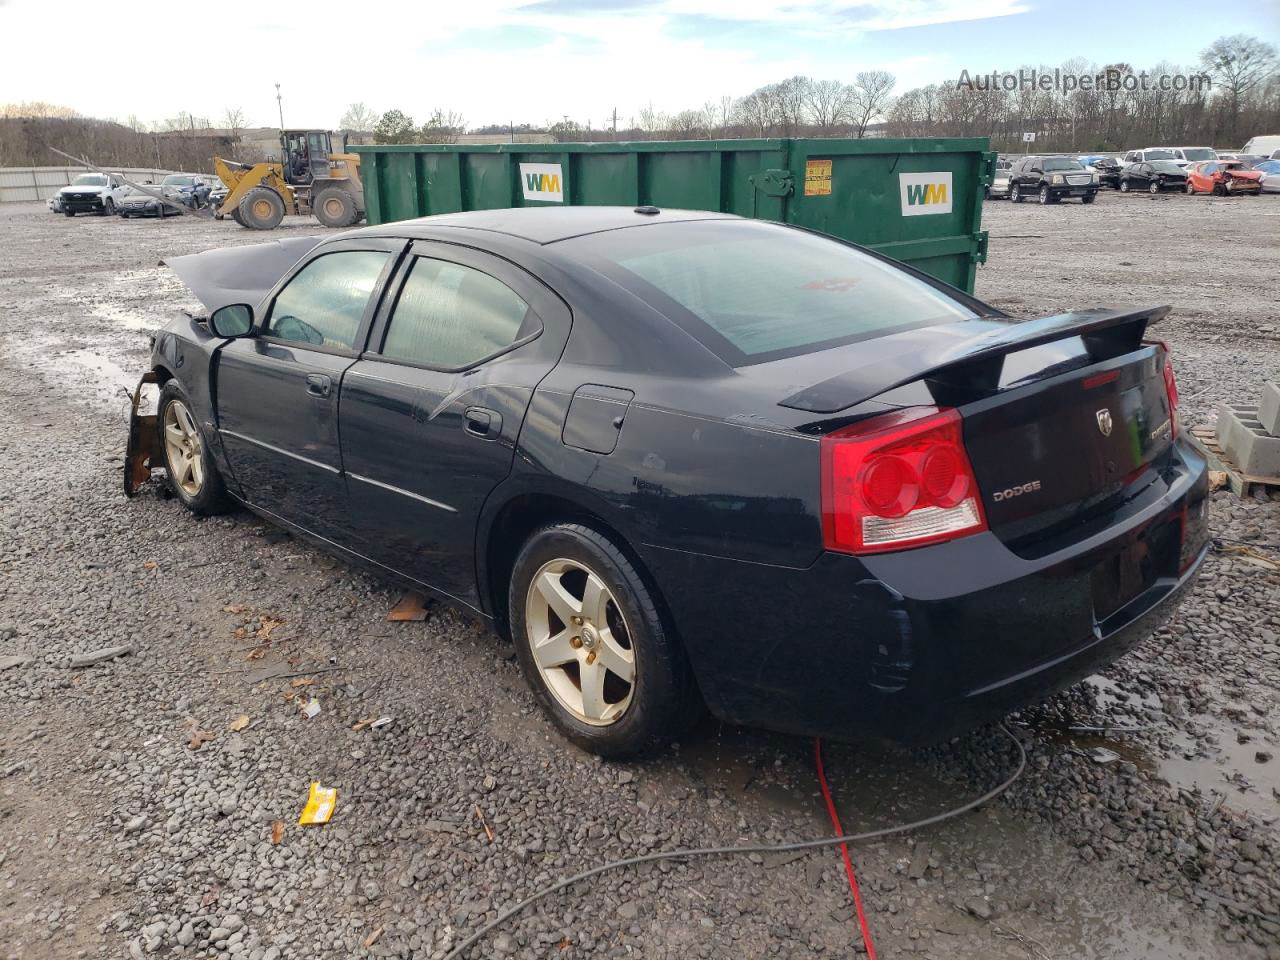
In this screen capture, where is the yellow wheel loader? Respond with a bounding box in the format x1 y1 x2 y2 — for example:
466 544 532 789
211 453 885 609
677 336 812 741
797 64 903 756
213 130 364 230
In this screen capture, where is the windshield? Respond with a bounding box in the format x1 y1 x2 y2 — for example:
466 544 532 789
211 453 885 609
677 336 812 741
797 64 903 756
1150 161 1184 173
72 174 107 186
1043 158 1084 171
163 175 196 186
1181 148 1216 161
1144 150 1176 161
562 220 977 365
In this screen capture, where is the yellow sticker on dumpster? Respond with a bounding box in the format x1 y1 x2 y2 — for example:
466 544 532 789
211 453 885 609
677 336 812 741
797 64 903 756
804 159 832 196
298 782 336 825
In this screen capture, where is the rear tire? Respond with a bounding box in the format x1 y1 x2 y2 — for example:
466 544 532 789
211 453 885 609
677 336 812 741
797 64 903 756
509 523 702 758
237 187 285 230
312 186 359 228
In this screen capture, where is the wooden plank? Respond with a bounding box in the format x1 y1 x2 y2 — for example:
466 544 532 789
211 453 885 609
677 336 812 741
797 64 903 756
1188 425 1280 499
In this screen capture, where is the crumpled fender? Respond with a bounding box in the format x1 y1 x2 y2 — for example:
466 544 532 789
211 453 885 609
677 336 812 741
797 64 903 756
124 371 162 497
162 236 325 315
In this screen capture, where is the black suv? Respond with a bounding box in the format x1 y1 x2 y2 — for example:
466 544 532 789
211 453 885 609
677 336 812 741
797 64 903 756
1009 155 1099 204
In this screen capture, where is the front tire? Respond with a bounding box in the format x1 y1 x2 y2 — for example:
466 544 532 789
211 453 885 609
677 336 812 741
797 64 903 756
1010 184 1022 203
1081 193 1096 204
157 382 231 516
1120 179 1131 193
1149 180 1160 194
1039 184 1052 204
64 208 75 217
509 524 701 758
103 198 116 216
312 186 359 228
237 187 285 230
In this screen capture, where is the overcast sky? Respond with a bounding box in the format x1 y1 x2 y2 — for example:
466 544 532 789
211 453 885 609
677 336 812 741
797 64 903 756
2 0 1275 130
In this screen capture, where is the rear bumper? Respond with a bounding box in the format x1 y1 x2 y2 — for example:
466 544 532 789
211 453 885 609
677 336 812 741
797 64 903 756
641 438 1209 744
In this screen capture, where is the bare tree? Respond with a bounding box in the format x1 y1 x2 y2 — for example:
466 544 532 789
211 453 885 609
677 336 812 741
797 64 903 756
774 76 811 135
1201 34 1278 143
636 102 669 135
668 109 706 140
849 71 895 137
805 79 853 134
1 101 76 119
222 107 245 137
339 102 378 133
420 109 465 144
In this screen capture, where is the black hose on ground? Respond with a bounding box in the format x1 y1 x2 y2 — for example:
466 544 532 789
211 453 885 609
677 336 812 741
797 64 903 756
443 723 1028 960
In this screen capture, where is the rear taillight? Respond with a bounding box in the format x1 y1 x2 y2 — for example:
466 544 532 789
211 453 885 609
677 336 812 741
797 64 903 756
820 407 988 555
1145 340 1180 437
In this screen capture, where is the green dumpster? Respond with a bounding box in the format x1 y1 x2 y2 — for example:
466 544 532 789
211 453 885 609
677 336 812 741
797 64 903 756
352 137 995 293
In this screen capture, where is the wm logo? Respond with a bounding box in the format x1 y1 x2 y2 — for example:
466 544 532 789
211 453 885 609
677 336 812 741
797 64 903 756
899 172 953 216
525 172 560 194
905 182 947 206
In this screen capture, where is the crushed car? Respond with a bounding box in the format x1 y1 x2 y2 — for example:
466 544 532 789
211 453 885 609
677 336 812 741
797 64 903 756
1185 160 1264 196
118 183 187 218
127 208 1209 758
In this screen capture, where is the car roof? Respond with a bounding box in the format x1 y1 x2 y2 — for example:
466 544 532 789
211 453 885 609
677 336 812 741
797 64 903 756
370 206 739 245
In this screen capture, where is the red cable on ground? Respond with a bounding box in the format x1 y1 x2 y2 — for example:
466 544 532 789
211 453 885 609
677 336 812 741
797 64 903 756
814 737 878 959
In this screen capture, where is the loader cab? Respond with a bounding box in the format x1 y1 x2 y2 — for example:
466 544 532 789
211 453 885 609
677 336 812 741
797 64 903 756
280 130 333 186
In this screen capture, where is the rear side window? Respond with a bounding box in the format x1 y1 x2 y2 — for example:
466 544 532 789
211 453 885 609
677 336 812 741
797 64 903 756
267 250 390 351
564 220 977 365
380 257 534 369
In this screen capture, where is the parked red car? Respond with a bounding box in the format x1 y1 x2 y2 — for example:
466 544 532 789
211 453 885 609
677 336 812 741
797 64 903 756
1185 160 1263 195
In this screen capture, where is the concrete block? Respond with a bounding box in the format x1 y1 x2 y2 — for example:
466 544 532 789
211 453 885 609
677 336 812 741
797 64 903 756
1220 405 1280 478
1258 382 1280 437
1216 403 1257 452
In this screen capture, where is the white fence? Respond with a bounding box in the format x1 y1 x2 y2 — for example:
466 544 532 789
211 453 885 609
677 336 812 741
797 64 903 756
0 166 188 203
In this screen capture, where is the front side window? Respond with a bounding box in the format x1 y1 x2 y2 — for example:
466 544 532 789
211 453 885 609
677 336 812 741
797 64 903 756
564 219 977 365
380 258 533 369
267 251 389 351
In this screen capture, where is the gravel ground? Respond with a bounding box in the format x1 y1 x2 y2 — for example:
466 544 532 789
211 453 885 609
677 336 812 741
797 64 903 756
0 192 1277 960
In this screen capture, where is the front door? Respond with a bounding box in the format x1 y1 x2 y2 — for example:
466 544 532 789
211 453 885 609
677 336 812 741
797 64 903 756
338 240 571 606
215 240 403 541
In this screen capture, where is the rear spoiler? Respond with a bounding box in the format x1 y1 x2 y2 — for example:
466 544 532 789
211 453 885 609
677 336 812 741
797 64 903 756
778 305 1169 414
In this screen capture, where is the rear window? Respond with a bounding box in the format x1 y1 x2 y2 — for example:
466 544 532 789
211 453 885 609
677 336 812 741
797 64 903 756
561 220 977 365
1181 148 1215 161
1145 149 1176 161
1149 161 1184 173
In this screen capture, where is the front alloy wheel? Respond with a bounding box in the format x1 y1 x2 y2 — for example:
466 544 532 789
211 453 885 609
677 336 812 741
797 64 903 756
525 558 635 726
163 399 205 497
1039 185 1051 204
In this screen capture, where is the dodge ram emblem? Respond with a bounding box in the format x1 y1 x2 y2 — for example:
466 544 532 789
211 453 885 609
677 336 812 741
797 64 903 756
1096 408 1114 437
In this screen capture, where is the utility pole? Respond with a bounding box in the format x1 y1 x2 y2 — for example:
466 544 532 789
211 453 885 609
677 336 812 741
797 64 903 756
611 107 617 141
275 83 284 132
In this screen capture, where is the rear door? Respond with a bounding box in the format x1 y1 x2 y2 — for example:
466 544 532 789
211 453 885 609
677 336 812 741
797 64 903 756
338 240 572 606
215 239 403 541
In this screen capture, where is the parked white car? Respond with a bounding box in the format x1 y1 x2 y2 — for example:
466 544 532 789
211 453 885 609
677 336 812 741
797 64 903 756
1253 159 1280 193
57 172 129 217
1166 147 1217 168
1121 148 1179 166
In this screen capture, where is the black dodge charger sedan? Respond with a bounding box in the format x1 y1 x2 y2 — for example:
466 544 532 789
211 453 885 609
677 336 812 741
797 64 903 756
136 207 1209 757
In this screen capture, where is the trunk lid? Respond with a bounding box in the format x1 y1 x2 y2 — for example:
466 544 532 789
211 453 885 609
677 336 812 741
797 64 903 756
961 344 1175 549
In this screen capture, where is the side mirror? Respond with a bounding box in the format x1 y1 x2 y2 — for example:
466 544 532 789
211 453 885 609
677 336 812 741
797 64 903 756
209 303 254 338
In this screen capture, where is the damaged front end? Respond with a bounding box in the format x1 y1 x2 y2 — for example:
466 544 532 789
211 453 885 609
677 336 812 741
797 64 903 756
124 370 162 497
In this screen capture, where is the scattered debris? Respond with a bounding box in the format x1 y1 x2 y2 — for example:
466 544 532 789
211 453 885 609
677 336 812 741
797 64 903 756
1208 470 1229 491
363 926 385 948
351 716 377 732
424 819 460 834
371 716 394 730
475 804 495 843
228 715 251 732
1087 746 1120 764
387 592 431 622
270 820 285 845
301 699 321 719
188 725 215 750
0 655 31 671
299 782 337 825
69 644 133 668
290 676 314 688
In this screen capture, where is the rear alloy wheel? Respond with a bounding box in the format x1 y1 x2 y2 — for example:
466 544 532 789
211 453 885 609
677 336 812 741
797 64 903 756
510 524 701 758
237 187 285 230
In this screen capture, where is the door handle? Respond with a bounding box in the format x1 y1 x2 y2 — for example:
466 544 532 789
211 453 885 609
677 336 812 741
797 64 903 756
305 373 332 398
464 406 501 439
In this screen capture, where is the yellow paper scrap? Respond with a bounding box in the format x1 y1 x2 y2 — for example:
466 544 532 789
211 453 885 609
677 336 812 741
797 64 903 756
298 782 337 825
